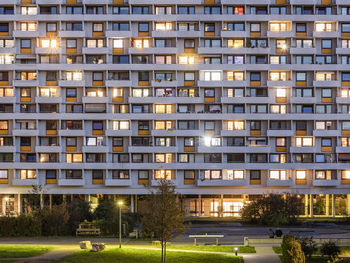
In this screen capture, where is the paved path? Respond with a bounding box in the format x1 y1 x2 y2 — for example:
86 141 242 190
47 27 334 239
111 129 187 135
243 247 281 263
15 245 79 263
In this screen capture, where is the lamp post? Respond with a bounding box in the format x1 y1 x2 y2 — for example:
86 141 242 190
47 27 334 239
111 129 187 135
118 200 123 248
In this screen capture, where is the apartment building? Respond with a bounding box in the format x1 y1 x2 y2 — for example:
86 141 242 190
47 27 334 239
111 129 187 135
1 0 350 217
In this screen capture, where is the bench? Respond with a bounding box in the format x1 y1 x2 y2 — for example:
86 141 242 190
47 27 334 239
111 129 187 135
76 222 101 236
189 234 224 246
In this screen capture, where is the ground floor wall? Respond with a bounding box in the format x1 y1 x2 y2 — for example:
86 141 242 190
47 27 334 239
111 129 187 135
1 193 350 218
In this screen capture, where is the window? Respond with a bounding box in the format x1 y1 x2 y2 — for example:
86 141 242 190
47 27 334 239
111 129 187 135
269 170 287 180
250 23 260 32
133 6 149 14
342 24 350 33
228 39 244 48
204 170 221 180
41 39 57 48
203 71 221 81
93 23 103 32
321 138 332 147
138 23 149 32
66 23 82 31
134 39 149 48
112 170 129 179
20 170 36 179
112 23 129 31
20 22 36 31
21 39 31 48
155 22 173 31
155 6 172 15
66 153 82 163
154 169 173 180
321 39 332 49
46 23 56 32
296 170 306 179
178 6 195 14
296 23 306 32
66 170 82 179
295 137 313 147
227 120 244 130
226 23 244 31
21 6 36 15
270 22 288 32
112 120 129 130
204 23 215 32
223 170 244 180
316 23 332 32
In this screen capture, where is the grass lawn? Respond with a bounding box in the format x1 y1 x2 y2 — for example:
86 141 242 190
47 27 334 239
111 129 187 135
60 248 242 263
272 246 282 254
0 245 52 258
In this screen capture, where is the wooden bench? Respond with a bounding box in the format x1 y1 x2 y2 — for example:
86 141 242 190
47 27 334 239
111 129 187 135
189 234 224 246
76 222 101 236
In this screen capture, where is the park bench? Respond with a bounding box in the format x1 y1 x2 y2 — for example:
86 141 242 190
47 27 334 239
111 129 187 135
76 222 101 236
189 234 224 246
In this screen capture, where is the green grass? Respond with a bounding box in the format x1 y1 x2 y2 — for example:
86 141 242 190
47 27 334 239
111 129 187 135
272 246 282 254
0 245 52 258
306 256 350 263
166 245 255 253
60 248 242 263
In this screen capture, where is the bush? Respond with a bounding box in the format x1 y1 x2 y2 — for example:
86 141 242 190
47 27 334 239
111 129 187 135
0 215 41 237
296 237 317 259
282 234 296 262
287 240 305 263
321 241 340 262
241 194 303 226
37 203 70 236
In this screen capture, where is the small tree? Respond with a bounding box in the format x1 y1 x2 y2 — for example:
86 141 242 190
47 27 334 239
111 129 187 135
67 198 92 235
282 235 305 263
241 194 303 226
93 198 119 236
142 180 185 263
296 237 317 259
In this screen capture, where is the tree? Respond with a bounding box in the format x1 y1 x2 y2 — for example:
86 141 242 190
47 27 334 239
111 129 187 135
67 198 92 235
240 194 303 226
321 241 341 262
93 198 119 236
296 237 317 259
282 235 305 263
142 180 186 263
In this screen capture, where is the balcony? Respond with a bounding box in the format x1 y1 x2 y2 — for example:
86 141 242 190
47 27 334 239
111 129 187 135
105 130 132 136
313 130 340 137
82 96 108 104
151 179 176 186
105 31 132 38
105 80 132 87
336 147 350 153
0 146 15 153
267 130 294 137
12 178 39 186
58 80 84 87
267 179 293 187
151 80 178 87
220 31 249 38
13 80 39 87
197 179 248 186
290 146 316 153
59 129 84 137
290 48 316 55
82 146 108 153
313 179 339 187
35 96 62 104
58 31 85 38
313 31 338 38
313 80 339 87
267 31 293 38
12 129 39 136
290 97 316 104
105 179 132 186
267 80 293 87
58 178 85 186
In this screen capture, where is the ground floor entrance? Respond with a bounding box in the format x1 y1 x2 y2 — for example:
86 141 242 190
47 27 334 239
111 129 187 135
1 194 350 218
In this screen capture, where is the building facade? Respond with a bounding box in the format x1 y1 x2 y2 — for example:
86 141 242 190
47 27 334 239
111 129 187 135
0 0 350 217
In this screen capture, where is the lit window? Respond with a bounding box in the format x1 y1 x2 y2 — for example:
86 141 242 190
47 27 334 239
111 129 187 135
113 88 123 97
227 71 244 81
315 23 332 32
20 169 36 179
154 169 173 180
342 170 350 179
66 71 82 81
227 120 244 130
155 22 173 31
296 170 306 179
295 137 313 147
276 88 286 97
41 39 57 48
113 39 123 48
227 39 244 48
0 55 13 64
134 39 149 48
224 170 244 180
113 120 129 130
203 71 221 81
269 170 287 180
270 72 287 81
179 56 195 65
269 22 288 32
316 72 334 81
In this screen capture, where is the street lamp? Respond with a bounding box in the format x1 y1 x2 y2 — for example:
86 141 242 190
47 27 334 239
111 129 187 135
234 247 238 256
118 200 123 248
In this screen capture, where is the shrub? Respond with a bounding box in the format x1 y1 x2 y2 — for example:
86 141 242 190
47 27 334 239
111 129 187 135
282 234 296 262
37 203 70 236
241 194 303 226
321 241 340 262
296 237 317 259
0 215 41 237
287 240 305 263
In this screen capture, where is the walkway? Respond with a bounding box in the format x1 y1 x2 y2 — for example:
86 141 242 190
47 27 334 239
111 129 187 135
243 247 281 263
16 245 79 263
